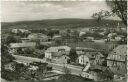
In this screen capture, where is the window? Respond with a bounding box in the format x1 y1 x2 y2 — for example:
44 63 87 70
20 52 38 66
81 59 83 63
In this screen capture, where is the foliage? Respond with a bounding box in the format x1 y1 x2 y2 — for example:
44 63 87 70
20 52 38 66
2 19 124 30
1 44 16 81
81 32 104 40
69 48 78 63
106 0 127 25
1 44 15 65
1 69 20 81
5 35 18 45
54 39 62 46
92 1 127 25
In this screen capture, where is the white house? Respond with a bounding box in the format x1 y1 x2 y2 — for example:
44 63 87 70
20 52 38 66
12 29 19 34
45 46 71 59
78 55 89 65
108 33 117 39
19 29 31 34
79 31 86 37
12 29 30 34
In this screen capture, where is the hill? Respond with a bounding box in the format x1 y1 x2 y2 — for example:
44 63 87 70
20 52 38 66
1 18 125 30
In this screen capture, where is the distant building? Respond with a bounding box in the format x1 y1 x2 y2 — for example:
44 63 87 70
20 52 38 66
83 37 94 42
107 45 127 75
52 35 62 40
12 29 20 34
107 33 117 39
89 27 100 33
19 29 31 34
115 35 125 41
20 38 30 43
12 29 30 34
79 31 86 37
9 42 36 54
93 39 105 43
28 33 49 42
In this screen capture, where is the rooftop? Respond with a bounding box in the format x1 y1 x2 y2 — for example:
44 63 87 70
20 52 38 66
107 45 127 61
45 46 71 53
10 42 36 48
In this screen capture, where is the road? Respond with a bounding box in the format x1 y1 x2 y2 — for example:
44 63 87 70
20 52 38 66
12 55 91 78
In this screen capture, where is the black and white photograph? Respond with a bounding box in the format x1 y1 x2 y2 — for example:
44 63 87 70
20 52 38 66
1 0 127 82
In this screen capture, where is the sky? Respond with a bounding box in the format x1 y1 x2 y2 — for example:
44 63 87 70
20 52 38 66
1 1 121 22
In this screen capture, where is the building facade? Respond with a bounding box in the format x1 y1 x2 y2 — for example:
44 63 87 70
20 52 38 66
107 45 127 75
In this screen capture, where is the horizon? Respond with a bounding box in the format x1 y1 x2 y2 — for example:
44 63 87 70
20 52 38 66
1 18 122 23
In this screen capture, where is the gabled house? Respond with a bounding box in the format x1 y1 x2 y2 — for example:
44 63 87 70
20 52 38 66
45 46 71 63
78 55 89 66
52 54 70 64
107 45 127 75
76 47 104 66
86 52 105 66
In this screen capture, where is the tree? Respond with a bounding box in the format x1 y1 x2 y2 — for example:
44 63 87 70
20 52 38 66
1 44 15 65
1 44 16 80
92 0 127 26
106 0 127 25
55 38 62 46
5 35 18 45
69 48 78 63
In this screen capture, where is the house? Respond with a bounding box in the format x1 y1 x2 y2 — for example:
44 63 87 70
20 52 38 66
86 52 105 66
20 38 30 43
107 33 117 39
52 55 70 64
19 29 31 34
86 37 94 40
45 46 71 63
52 35 62 40
93 39 105 43
89 27 100 33
79 31 86 37
28 33 49 42
9 42 36 54
107 45 127 75
40 42 52 47
12 29 30 34
115 35 125 41
76 47 95 55
76 47 104 66
12 29 19 34
78 55 89 65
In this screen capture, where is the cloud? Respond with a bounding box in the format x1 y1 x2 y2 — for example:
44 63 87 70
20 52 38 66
1 1 120 22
